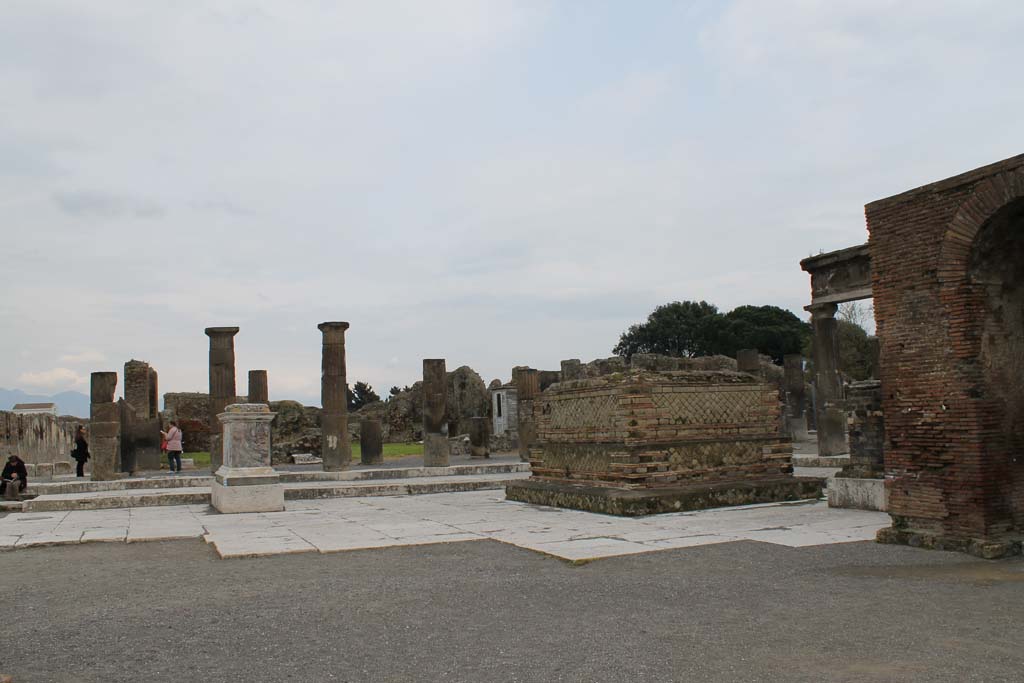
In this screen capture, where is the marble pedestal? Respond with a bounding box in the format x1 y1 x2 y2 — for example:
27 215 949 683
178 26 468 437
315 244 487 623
211 403 283 514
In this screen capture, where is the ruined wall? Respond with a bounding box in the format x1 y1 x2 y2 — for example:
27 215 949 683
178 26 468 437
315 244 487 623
842 380 884 478
868 153 1024 550
0 411 80 465
530 370 790 489
162 392 244 453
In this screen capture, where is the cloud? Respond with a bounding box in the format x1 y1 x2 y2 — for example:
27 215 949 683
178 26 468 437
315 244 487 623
52 190 165 219
58 350 107 364
17 367 87 389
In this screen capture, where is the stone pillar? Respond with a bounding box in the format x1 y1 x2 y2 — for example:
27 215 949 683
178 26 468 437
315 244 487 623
124 360 161 471
807 303 847 456
736 349 760 374
89 372 121 481
560 359 583 381
422 359 449 467
469 417 489 459
319 322 351 471
783 354 809 441
248 370 269 404
360 419 383 466
206 327 240 472
211 404 283 513
124 360 152 420
515 368 540 463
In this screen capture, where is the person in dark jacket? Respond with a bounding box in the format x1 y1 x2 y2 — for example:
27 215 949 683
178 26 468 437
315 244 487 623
1 455 28 500
72 425 90 477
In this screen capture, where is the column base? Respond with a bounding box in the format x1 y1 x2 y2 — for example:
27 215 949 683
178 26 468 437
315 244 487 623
423 433 449 467
827 476 887 511
211 466 284 513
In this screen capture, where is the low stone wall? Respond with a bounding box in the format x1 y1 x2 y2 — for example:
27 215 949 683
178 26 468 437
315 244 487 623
0 411 83 465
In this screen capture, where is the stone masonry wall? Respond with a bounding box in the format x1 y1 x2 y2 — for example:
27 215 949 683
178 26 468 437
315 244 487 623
0 411 81 465
867 153 1024 547
530 370 790 489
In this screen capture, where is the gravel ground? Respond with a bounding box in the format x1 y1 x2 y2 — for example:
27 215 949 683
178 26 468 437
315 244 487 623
3 538 1023 682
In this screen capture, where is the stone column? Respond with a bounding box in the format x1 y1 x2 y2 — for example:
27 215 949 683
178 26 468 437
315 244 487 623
560 359 583 381
206 327 240 472
248 370 269 404
211 404 282 513
807 303 847 456
783 354 809 441
319 322 351 471
89 372 121 481
469 417 489 459
736 349 760 374
422 359 449 467
515 368 539 463
360 419 383 466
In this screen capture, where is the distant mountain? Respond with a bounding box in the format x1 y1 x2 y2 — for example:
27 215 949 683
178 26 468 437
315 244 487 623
0 387 91 419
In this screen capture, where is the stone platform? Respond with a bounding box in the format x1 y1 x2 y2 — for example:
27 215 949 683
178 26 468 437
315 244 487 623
505 477 825 516
9 463 530 512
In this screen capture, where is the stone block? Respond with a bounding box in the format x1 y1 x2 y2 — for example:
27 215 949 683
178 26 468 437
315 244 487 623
211 468 284 513
828 476 887 511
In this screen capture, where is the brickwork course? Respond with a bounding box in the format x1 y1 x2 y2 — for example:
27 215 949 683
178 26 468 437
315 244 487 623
868 152 1024 557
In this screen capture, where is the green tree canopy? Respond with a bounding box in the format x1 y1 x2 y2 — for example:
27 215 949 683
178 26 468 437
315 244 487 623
614 301 809 364
348 381 381 412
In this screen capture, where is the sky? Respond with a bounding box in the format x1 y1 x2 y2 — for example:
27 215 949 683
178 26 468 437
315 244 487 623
3 0 1023 407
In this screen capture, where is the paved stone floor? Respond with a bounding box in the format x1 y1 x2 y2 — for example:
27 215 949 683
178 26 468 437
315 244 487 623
2 536 1022 682
0 491 886 560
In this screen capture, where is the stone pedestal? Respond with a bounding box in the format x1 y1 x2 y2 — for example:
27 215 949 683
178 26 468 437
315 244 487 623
211 404 283 514
830 380 888 511
469 417 489 459
248 370 269 404
423 359 449 467
319 322 352 471
807 304 847 456
206 327 240 472
90 372 122 481
360 419 383 466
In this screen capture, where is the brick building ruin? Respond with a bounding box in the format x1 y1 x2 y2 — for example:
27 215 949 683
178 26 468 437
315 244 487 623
802 153 1024 558
506 352 819 515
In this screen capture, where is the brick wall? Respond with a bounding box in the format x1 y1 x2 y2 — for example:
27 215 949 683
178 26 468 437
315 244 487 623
867 153 1024 543
529 370 790 489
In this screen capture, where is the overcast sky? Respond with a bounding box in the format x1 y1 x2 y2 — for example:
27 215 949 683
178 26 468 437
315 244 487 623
3 0 1022 406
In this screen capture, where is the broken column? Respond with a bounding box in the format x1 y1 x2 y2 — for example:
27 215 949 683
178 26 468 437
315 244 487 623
515 367 540 463
807 303 847 456
319 322 351 471
123 360 161 471
360 419 383 466
211 403 283 513
469 417 489 459
829 380 887 511
736 349 760 374
422 359 449 467
783 354 809 441
89 372 121 481
248 370 269 404
205 327 240 472
560 359 583 381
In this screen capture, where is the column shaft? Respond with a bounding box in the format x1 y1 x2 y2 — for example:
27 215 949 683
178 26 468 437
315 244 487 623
319 322 351 471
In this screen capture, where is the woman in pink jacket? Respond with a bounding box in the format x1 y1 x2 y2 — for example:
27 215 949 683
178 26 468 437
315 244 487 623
160 421 184 474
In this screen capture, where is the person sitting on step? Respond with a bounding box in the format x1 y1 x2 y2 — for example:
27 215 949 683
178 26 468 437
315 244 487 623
1 455 28 501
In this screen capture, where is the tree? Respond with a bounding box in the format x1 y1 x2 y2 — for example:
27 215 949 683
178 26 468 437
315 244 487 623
348 381 381 412
720 305 810 363
613 301 809 363
613 301 722 359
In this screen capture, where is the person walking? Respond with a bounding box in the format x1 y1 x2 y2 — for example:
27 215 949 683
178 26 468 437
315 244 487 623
72 424 90 477
161 421 183 474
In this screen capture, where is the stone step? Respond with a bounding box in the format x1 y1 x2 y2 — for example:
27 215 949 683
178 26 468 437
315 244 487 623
791 455 850 468
22 472 531 512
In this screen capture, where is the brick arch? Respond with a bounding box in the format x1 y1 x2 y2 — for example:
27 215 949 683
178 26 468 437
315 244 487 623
938 168 1024 285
